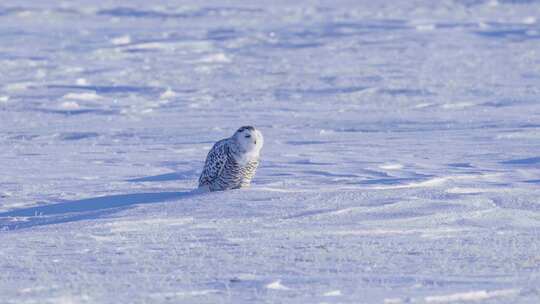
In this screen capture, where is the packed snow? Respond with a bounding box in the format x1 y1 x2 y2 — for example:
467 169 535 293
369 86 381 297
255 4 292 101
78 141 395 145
1 0 539 303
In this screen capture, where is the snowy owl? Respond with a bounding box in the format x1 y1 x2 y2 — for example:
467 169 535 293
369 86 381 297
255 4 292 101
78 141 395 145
198 126 264 192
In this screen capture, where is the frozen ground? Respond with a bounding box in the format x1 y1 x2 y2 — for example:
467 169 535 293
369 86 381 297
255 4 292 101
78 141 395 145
1 0 540 303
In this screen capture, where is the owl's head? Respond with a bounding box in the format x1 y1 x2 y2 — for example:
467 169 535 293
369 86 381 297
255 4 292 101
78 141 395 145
233 126 264 155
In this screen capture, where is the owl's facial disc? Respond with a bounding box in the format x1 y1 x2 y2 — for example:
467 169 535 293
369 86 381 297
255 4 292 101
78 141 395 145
234 126 263 154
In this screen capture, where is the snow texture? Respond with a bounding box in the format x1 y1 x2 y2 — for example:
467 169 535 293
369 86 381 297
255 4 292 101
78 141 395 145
1 0 540 303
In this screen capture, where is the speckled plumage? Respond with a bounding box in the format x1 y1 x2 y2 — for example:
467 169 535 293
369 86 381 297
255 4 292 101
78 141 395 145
198 126 263 192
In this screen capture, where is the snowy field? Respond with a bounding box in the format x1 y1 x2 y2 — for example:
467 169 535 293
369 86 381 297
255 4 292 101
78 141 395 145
1 0 540 303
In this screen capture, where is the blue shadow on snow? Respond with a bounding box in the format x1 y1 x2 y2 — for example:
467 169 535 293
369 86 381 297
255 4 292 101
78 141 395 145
0 191 196 231
127 171 197 182
500 157 540 165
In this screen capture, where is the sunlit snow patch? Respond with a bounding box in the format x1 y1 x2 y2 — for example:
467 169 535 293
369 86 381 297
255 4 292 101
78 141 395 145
4 82 31 92
424 288 520 303
6 216 30 223
62 92 102 101
441 102 476 109
266 280 291 290
76 78 89 85
446 187 506 194
59 101 81 110
160 88 177 99
414 102 437 109
523 16 536 25
379 163 403 170
496 130 540 139
409 19 437 31
323 290 342 296
117 41 213 53
197 53 231 63
371 174 500 190
110 35 132 45
413 23 436 31
18 286 54 294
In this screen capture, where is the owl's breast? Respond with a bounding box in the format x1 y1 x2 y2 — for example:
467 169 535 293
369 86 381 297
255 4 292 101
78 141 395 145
213 158 259 191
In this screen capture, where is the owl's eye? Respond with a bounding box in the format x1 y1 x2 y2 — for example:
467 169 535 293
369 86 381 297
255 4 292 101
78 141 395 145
245 135 251 138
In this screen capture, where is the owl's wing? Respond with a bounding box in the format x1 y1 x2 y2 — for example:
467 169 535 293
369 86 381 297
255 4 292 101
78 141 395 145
198 139 229 186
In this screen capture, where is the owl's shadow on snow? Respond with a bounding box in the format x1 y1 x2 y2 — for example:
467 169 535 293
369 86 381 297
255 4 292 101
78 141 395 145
0 170 203 231
0 171 204 231
0 191 198 231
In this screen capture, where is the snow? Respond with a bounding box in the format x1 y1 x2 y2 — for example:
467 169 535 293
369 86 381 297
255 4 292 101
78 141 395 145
110 35 132 46
1 0 540 303
265 280 291 290
159 88 177 100
59 101 81 110
62 92 103 101
424 288 520 303
323 290 342 297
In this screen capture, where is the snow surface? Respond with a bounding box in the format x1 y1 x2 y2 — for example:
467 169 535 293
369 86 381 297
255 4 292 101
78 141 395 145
1 0 540 303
